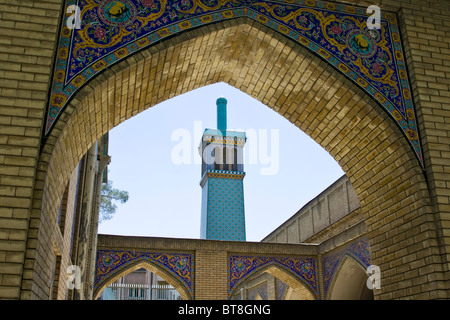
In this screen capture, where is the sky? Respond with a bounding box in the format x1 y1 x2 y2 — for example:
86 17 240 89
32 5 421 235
97 82 345 242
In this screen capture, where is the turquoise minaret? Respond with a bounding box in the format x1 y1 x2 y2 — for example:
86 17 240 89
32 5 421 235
199 97 246 241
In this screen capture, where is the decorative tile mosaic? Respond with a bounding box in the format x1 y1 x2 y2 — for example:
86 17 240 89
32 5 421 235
228 254 320 299
48 0 423 167
205 173 246 241
207 170 245 180
322 237 370 298
94 249 195 298
203 133 247 146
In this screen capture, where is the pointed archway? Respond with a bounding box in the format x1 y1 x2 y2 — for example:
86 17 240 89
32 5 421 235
93 256 193 300
31 17 433 299
231 263 317 300
328 255 373 300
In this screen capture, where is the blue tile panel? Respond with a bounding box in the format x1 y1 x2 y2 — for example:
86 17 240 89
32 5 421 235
203 171 246 241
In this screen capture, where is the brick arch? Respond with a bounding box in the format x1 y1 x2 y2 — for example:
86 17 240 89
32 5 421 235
322 237 371 297
327 254 373 300
31 18 436 299
93 259 192 300
230 263 317 300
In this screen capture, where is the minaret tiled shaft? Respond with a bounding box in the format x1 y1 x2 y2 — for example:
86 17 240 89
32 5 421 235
199 98 246 241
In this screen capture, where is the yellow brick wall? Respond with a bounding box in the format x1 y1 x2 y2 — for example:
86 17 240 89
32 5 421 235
0 0 64 299
195 250 228 300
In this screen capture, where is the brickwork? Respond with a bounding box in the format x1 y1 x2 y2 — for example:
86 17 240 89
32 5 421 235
0 0 64 299
95 234 373 300
384 0 450 298
395 0 450 296
0 0 449 299
196 250 228 300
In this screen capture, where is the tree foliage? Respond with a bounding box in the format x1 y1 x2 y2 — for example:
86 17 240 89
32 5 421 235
99 180 129 223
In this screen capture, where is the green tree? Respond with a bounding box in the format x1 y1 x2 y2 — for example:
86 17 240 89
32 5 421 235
99 180 129 223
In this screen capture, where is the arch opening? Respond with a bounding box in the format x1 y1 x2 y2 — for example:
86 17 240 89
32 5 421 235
32 18 430 300
230 264 316 300
41 18 425 231
328 255 374 300
93 260 191 300
97 81 345 240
